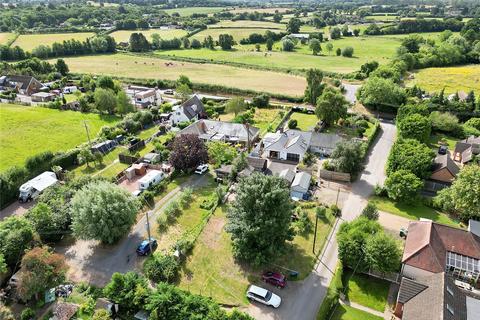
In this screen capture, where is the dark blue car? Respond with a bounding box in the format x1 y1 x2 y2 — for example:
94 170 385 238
136 238 158 256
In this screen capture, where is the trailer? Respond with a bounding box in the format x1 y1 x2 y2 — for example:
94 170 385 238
138 170 164 191
18 171 58 202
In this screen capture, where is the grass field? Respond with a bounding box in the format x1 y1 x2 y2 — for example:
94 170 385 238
12 32 95 51
289 112 318 131
370 196 461 227
330 305 383 320
59 54 306 97
407 65 480 94
110 29 188 42
0 103 118 172
344 270 390 312
227 7 291 14
191 28 283 42
163 6 226 16
211 20 285 29
365 15 399 21
0 32 15 45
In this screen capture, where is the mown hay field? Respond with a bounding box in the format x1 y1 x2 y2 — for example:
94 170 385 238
163 6 226 16
12 32 95 51
0 32 15 45
110 29 188 43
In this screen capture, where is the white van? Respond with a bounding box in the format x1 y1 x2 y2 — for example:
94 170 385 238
138 170 164 191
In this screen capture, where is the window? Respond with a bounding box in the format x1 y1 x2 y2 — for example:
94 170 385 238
287 153 300 162
447 286 453 296
446 304 454 315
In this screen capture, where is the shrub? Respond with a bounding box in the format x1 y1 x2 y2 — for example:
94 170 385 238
21 308 36 320
164 200 182 221
215 185 226 204
295 208 313 235
430 111 459 133
385 170 423 203
330 204 342 217
361 202 379 220
342 46 354 57
252 94 270 107
288 119 298 129
140 190 155 207
143 253 179 283
374 184 388 197
174 237 195 254
200 196 217 210
178 187 193 208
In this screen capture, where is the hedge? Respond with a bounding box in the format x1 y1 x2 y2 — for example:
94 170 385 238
317 263 344 320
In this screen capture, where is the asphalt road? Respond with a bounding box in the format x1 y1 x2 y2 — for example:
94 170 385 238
56 174 208 287
245 121 397 320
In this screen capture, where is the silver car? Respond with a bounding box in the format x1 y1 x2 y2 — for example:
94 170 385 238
246 285 281 308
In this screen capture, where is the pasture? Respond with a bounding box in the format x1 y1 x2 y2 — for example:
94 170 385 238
110 29 188 42
163 6 226 16
227 7 291 14
58 54 306 97
0 103 119 172
0 32 15 45
12 32 95 51
211 20 285 29
191 28 283 42
407 65 480 94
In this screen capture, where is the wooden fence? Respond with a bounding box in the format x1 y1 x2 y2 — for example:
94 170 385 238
319 169 351 182
118 154 139 164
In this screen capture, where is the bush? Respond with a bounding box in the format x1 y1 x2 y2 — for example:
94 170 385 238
288 119 298 129
178 187 193 208
215 185 226 204
295 208 313 235
374 184 388 197
385 170 423 203
330 204 342 217
342 46 354 57
164 200 182 221
252 94 270 107
140 190 155 207
361 202 379 220
174 237 195 254
143 253 179 283
21 308 36 320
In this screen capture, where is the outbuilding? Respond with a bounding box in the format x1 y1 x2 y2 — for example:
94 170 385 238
138 170 165 190
290 172 311 199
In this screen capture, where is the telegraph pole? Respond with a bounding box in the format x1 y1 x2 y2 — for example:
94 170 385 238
83 120 92 146
145 211 153 253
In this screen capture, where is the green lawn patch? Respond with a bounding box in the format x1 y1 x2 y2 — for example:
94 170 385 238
137 125 159 140
12 32 95 51
343 269 389 312
0 103 119 172
290 112 318 131
429 133 458 151
370 196 461 227
330 304 383 320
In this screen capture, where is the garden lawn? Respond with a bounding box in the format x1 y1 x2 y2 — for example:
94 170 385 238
72 146 126 178
58 54 306 97
429 133 458 151
12 32 95 51
343 269 389 312
289 112 318 131
330 304 383 320
406 65 480 95
370 196 461 227
0 32 15 45
0 103 118 172
110 29 188 43
163 6 225 16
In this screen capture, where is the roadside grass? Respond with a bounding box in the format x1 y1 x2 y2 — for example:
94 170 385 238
0 32 15 44
330 304 383 320
343 269 389 312
369 196 461 227
110 29 188 43
58 54 306 97
0 103 119 172
429 133 458 151
12 32 95 51
289 112 318 131
406 64 480 94
163 6 225 16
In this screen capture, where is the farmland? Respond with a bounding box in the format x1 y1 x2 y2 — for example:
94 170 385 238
0 32 15 45
163 6 226 16
0 103 119 172
406 64 480 94
58 54 307 97
191 28 283 42
12 32 95 51
110 29 188 43
227 7 291 14
211 20 285 29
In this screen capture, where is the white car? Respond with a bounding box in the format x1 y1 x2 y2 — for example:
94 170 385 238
246 285 281 308
194 164 209 175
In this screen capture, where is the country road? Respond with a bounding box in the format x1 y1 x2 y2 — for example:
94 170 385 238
245 121 397 320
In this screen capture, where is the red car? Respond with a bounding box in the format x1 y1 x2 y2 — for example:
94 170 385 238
262 271 287 288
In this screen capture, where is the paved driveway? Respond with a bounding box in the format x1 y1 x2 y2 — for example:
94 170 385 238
245 121 397 320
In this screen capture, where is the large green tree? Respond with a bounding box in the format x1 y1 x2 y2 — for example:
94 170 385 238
309 38 321 55
386 138 435 179
357 77 406 111
304 69 325 106
116 90 134 115
207 141 237 167
436 165 480 221
70 181 139 244
226 174 294 266
94 88 117 114
398 113 431 143
315 87 349 125
225 97 247 117
385 170 423 203
365 232 402 273
330 140 363 175
0 216 35 267
287 17 301 33
104 272 150 314
218 34 234 50
25 202 68 242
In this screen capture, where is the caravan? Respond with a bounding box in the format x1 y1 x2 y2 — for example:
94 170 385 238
19 171 58 202
138 170 165 191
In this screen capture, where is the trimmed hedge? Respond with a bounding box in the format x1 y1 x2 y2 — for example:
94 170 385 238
317 263 344 320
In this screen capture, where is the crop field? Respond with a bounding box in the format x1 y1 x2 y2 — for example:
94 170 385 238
407 65 480 94
12 32 95 51
0 103 119 172
191 28 283 42
163 6 226 16
59 54 306 96
0 32 15 45
110 29 188 42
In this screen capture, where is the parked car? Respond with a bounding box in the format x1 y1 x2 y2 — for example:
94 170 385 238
262 271 287 288
246 285 281 308
438 145 448 155
194 164 208 175
132 190 142 197
136 238 158 255
164 89 174 95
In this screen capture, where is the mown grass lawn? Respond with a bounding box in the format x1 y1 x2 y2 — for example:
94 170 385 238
429 133 458 151
218 108 284 136
343 269 389 312
330 304 383 320
0 103 119 172
191 28 284 42
370 196 461 227
12 32 95 51
289 112 318 131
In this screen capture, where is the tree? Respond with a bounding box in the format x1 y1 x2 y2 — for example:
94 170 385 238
361 202 379 220
97 76 115 91
330 27 341 39
25 202 68 242
0 216 34 267
182 37 190 49
282 38 295 51
287 18 301 33
273 13 282 23
219 34 234 50
116 90 134 115
129 32 150 52
309 38 321 55
288 119 298 129
315 87 348 126
143 253 179 283
104 272 150 314
365 233 401 273
385 170 423 203
266 38 274 51
175 83 192 102
226 174 294 266
429 111 459 133
398 113 431 143
401 34 425 53
336 48 341 56
357 77 407 111
203 35 215 49
70 181 139 244
342 46 354 57
304 69 325 106
168 134 208 172
191 39 202 49
360 61 379 76
0 253 7 274
330 140 363 174
176 75 192 89
436 165 480 221
55 59 69 76
225 97 246 117
326 42 333 55
94 88 117 114
17 247 67 301
207 141 237 167
77 147 95 168
252 94 269 107
387 139 435 179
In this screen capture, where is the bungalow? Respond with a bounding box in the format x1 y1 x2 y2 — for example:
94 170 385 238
171 95 206 125
310 132 344 156
430 154 460 184
290 171 311 199
0 75 43 96
262 130 311 163
454 136 480 164
178 119 260 146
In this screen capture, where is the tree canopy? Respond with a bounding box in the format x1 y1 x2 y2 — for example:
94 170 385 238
304 69 325 106
398 113 432 143
385 169 423 203
168 134 208 172
0 216 35 268
386 138 435 179
357 77 406 111
315 87 349 125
